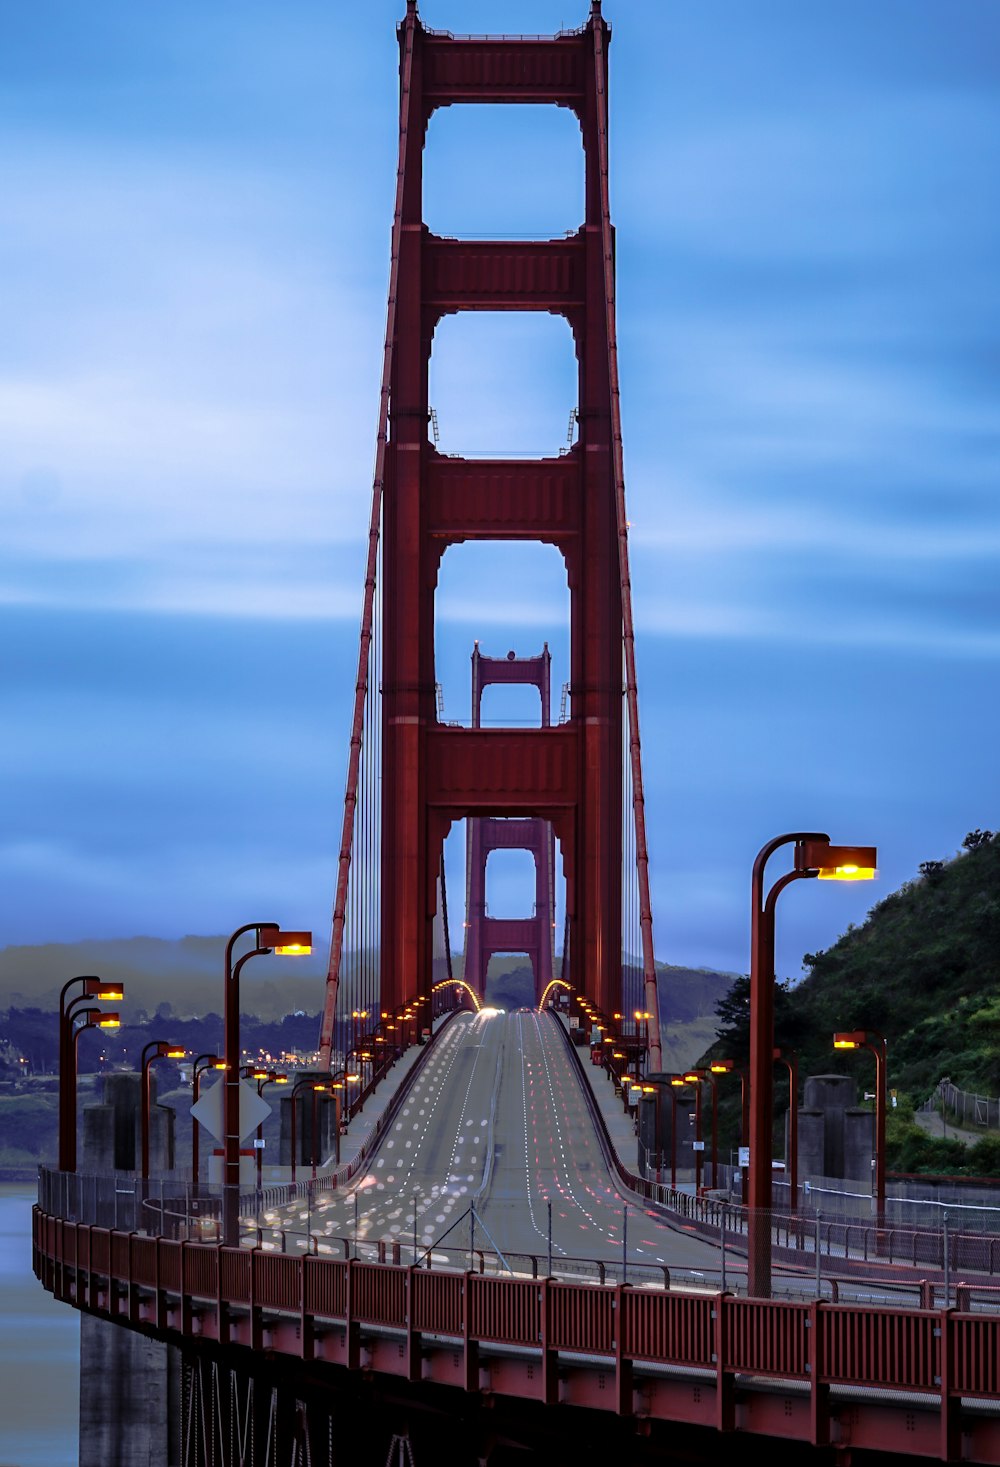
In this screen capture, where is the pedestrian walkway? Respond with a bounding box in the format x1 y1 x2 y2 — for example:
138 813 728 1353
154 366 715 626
914 1103 980 1146
556 1013 641 1174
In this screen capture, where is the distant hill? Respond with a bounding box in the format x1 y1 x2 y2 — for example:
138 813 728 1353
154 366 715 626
0 936 328 1022
0 939 734 1058
478 955 734 1074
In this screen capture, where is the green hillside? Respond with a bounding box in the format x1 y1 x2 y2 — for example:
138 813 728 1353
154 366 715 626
699 830 1000 1174
788 828 1000 1099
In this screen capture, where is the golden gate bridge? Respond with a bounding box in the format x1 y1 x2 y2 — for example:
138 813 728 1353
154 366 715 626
34 7 1000 1465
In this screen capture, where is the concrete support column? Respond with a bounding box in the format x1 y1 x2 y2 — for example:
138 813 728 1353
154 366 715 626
79 1071 179 1467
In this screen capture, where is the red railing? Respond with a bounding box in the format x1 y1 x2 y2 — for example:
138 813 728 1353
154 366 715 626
819 1304 938 1391
411 1268 463 1335
35 1209 1000 1402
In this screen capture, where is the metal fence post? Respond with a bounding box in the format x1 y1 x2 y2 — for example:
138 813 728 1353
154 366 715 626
815 1211 822 1299
720 1207 727 1294
547 1200 553 1279
942 1212 950 1308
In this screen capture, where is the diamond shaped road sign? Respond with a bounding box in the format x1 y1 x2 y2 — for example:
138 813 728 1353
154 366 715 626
190 1080 271 1143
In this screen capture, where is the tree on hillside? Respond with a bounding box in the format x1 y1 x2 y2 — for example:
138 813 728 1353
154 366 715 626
963 829 995 851
712 975 802 1062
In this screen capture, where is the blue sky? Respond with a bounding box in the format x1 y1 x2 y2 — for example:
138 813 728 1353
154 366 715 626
2 1 998 988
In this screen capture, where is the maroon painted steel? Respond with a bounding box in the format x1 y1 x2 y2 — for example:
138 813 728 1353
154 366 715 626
464 646 555 1002
318 1 666 1041
378 6 626 1022
36 1208 1000 1459
321 5 660 1031
412 1268 464 1335
549 1279 613 1354
748 833 826 1296
590 14 662 1070
621 1291 714 1366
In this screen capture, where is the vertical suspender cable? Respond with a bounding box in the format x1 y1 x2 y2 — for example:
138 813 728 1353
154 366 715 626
592 14 662 1072
318 11 418 1068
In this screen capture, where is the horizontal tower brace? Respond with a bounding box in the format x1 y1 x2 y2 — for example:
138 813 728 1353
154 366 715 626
425 726 577 815
423 38 586 112
425 449 580 547
424 235 585 316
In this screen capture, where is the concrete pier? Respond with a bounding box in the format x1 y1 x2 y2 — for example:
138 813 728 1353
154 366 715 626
79 1071 180 1467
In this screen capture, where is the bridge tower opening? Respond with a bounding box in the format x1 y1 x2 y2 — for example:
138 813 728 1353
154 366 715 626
465 645 556 1006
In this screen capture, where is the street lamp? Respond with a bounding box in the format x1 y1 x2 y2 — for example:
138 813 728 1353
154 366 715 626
668 1074 693 1188
748 833 876 1297
60 1008 121 1173
833 1030 888 1223
141 1041 185 1181
223 924 311 1239
191 1054 226 1183
685 1069 720 1193
773 1046 799 1211
58 978 124 1172
710 1059 748 1197
256 1073 288 1186
633 1010 652 1080
289 1078 332 1184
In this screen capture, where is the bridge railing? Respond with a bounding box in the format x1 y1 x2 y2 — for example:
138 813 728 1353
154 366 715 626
36 1165 1000 1310
32 1206 1000 1432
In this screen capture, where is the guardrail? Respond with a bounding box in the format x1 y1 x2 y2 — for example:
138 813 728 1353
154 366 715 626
555 1016 1000 1293
32 1206 1000 1460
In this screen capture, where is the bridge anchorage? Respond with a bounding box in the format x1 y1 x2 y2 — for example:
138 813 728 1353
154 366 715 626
35 6 1000 1467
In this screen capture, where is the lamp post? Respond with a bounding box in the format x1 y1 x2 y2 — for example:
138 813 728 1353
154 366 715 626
191 1053 226 1183
62 1008 121 1173
223 924 311 1240
257 1073 288 1185
833 1030 887 1224
633 1010 651 1081
773 1046 799 1211
681 1072 707 1193
329 1073 347 1164
58 977 124 1172
669 1074 691 1188
685 1069 720 1192
141 1041 185 1181
748 834 876 1296
709 1059 745 1197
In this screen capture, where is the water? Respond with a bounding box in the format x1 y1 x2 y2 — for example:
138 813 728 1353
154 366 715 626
0 1185 79 1467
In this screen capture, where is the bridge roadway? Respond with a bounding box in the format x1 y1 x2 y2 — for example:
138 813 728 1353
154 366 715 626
266 1009 726 1279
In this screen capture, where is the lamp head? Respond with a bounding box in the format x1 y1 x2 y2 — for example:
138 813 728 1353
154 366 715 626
833 1030 867 1050
92 1012 120 1029
709 1060 734 1074
797 840 877 881
261 926 313 956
